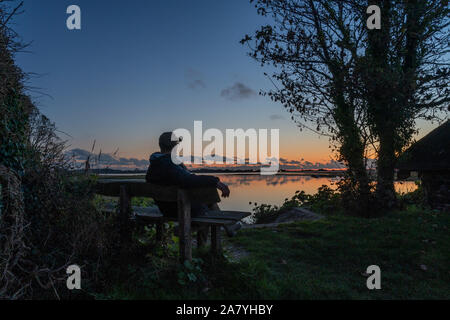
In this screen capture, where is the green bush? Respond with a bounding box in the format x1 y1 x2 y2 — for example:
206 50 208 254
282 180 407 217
1 110 123 299
398 181 426 208
251 180 425 224
250 203 281 224
0 91 29 172
251 185 341 224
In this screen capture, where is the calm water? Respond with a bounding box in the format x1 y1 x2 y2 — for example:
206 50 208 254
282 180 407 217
212 174 418 211
100 173 418 212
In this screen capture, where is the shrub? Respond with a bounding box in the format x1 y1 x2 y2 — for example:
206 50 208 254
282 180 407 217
1 7 120 298
398 181 427 209
250 203 281 224
1 111 121 299
0 91 29 172
251 185 342 224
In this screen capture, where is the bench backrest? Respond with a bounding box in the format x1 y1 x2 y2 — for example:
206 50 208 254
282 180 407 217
96 179 221 204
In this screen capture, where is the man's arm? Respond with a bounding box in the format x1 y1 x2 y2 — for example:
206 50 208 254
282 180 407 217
216 181 230 197
167 162 219 188
166 162 230 197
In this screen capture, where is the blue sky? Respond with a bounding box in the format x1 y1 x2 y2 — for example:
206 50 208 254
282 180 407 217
13 0 440 164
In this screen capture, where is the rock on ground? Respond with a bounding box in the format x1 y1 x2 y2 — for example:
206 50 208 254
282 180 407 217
274 207 324 223
243 207 324 229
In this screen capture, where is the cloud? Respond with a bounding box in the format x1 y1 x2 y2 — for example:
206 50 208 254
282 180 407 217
67 148 149 170
269 114 284 121
282 159 346 170
188 79 206 89
185 68 206 89
220 82 256 100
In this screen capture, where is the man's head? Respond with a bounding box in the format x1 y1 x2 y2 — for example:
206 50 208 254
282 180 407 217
159 131 181 153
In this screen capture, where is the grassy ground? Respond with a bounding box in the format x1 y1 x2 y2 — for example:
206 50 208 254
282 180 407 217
96 206 449 300
227 206 449 299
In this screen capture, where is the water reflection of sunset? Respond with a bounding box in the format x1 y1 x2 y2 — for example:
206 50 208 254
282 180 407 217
215 174 418 211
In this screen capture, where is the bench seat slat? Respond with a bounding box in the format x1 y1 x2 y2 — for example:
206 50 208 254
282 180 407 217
132 207 250 221
133 206 162 215
103 206 251 224
134 213 236 226
191 217 236 225
145 217 235 225
203 210 251 221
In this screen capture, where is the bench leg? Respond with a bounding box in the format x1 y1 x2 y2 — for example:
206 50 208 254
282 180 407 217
178 190 192 263
197 226 208 248
211 225 222 255
156 221 164 242
119 185 133 244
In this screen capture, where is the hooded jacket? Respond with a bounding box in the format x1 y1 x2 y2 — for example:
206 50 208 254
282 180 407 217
145 152 219 217
146 152 219 188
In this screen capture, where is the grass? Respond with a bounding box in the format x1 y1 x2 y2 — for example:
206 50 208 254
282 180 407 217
95 205 449 300
227 206 449 299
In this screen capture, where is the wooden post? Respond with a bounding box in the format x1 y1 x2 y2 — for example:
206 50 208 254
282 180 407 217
197 228 207 248
119 185 132 243
156 221 164 242
177 189 192 262
211 225 222 255
207 203 221 253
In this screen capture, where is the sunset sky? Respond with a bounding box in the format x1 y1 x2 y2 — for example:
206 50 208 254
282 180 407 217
14 0 440 167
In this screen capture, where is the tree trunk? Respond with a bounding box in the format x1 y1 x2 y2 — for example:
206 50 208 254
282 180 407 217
330 80 372 217
364 0 397 212
339 130 372 216
333 96 372 216
376 131 397 209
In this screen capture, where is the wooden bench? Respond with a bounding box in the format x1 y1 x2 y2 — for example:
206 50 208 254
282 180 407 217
95 179 250 262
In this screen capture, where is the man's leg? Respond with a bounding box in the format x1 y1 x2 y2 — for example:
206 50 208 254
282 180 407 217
203 203 242 237
191 203 209 247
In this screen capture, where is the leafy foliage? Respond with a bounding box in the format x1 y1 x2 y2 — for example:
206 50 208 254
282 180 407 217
251 178 428 223
0 91 29 172
361 0 449 206
242 0 449 212
0 2 121 298
242 0 373 210
251 185 341 224
0 108 122 299
177 258 205 286
397 181 426 208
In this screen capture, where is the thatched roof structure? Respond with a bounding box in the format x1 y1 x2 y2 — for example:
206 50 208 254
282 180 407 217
397 120 450 172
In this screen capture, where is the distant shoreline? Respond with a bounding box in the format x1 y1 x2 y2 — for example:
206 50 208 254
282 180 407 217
88 168 348 177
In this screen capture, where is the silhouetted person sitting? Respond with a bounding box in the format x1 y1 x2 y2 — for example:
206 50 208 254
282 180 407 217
146 132 241 237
